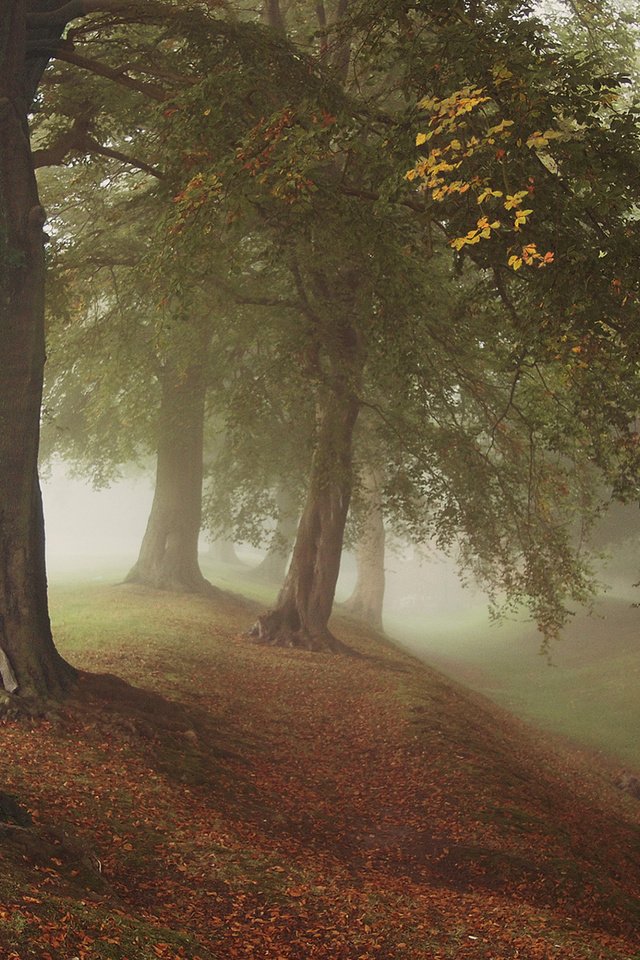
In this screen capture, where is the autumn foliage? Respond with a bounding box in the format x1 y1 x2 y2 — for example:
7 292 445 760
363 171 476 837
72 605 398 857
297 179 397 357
1 584 639 959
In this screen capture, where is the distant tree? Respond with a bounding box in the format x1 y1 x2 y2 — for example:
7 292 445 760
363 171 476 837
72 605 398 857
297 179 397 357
342 465 386 630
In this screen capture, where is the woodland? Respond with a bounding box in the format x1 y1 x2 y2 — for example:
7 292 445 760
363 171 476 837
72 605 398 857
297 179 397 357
2 0 640 958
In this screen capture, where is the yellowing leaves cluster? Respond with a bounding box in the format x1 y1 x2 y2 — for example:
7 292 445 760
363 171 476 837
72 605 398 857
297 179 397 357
407 86 558 268
508 244 554 270
451 217 501 251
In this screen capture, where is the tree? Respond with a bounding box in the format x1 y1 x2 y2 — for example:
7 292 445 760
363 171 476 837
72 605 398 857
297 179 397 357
0 1 75 697
7 0 640 689
124 341 215 594
342 466 386 630
251 483 299 583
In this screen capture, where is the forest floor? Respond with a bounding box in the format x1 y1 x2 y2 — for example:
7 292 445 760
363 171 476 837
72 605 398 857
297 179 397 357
1 581 640 959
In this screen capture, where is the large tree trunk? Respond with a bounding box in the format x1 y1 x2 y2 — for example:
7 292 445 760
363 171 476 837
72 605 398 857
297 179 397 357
125 358 214 596
249 382 360 651
0 2 75 699
252 483 298 583
343 466 385 630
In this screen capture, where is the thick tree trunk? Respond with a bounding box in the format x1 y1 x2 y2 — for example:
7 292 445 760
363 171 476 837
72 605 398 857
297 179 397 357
0 2 75 699
125 359 214 595
252 483 298 583
343 467 385 630
249 383 360 651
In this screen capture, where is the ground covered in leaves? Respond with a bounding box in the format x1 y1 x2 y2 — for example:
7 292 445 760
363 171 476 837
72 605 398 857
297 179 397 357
1 583 640 959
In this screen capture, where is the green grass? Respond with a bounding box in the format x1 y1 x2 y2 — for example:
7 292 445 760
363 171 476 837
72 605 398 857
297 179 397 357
386 593 640 769
49 555 640 770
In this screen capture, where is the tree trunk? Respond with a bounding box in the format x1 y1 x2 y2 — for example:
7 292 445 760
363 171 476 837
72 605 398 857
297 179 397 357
0 2 75 699
125 358 214 596
207 539 241 565
343 466 385 630
249 383 360 651
252 483 298 583
262 0 286 33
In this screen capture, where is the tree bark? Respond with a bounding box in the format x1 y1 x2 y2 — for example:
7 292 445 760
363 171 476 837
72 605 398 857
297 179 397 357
0 1 75 698
262 0 285 33
249 378 360 651
251 483 298 583
125 357 214 596
343 466 385 630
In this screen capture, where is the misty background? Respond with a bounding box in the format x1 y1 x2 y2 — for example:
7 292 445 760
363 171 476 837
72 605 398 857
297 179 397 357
41 461 640 769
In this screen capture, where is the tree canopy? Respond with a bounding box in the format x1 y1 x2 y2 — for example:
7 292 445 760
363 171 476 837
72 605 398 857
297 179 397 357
2 0 640 691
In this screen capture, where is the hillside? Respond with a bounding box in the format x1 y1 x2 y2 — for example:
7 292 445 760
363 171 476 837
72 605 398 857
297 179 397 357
1 582 639 959
389 591 640 769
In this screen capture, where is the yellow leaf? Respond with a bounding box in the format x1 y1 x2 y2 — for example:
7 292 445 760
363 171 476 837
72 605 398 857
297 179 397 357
477 188 503 204
504 191 528 210
487 119 515 136
416 132 428 146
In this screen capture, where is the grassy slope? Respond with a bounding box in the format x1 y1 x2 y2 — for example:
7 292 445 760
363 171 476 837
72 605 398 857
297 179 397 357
0 579 639 959
387 591 640 769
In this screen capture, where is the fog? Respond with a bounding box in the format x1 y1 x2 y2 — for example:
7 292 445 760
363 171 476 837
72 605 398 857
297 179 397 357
41 462 154 576
41 462 640 769
41 461 478 615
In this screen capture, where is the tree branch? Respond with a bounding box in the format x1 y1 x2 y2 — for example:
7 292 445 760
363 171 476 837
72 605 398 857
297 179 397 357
32 115 91 167
84 137 164 178
32 115 164 178
26 0 153 29
340 182 428 214
26 43 168 100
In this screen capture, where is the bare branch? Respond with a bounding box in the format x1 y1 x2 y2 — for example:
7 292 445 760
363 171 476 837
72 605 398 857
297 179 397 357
340 182 428 214
32 113 164 178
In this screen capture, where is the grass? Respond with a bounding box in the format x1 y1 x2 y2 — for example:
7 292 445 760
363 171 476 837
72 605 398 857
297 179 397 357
385 591 640 769
2 567 640 958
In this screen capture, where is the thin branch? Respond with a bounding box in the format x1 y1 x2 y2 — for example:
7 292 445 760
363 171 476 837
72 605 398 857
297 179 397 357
208 273 300 309
84 137 165 178
316 2 328 57
340 182 429 215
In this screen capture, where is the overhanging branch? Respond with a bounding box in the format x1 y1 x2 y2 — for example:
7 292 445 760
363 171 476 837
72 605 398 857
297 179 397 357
32 120 164 179
85 137 164 178
26 43 169 100
27 0 155 29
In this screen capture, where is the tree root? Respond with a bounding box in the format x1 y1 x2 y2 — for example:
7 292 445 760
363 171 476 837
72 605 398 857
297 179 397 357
246 608 352 654
122 569 219 598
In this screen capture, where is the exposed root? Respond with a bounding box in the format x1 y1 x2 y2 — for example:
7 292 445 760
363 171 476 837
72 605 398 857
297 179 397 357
246 608 352 654
122 569 220 598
